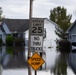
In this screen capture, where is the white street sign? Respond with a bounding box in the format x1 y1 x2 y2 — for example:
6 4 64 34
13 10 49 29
31 35 43 52
30 18 44 52
31 18 44 35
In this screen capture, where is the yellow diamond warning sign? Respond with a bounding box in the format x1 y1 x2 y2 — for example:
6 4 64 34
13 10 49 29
27 52 45 70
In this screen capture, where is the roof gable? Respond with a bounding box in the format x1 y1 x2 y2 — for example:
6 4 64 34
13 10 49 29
2 18 58 33
3 19 29 32
66 20 76 33
44 18 59 26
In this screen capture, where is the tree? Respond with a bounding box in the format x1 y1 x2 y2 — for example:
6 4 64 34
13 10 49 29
0 7 4 21
50 6 72 39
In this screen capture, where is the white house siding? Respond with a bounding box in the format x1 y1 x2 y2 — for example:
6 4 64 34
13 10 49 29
2 22 11 34
2 33 6 43
1 22 11 43
25 30 29 39
0 29 6 43
25 30 29 46
43 19 59 49
25 19 59 49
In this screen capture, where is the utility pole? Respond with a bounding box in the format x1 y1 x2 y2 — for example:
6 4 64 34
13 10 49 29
28 0 33 75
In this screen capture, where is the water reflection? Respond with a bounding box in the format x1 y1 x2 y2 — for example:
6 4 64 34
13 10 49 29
0 46 75 75
50 53 69 75
0 46 28 69
68 52 76 74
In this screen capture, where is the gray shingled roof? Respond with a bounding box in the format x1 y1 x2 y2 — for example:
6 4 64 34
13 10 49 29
66 20 76 33
3 19 29 32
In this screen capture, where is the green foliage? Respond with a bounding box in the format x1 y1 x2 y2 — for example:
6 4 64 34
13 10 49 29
0 7 4 21
14 38 25 46
59 40 70 52
6 46 13 54
6 35 14 46
50 6 72 39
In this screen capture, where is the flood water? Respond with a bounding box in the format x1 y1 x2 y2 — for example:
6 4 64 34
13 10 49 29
0 46 76 75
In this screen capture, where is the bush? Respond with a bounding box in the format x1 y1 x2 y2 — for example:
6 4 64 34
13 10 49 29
14 38 25 46
6 46 13 54
6 35 13 46
59 40 71 53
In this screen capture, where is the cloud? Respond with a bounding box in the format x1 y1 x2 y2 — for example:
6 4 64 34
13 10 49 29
0 0 29 19
0 0 76 21
48 0 76 6
0 0 29 5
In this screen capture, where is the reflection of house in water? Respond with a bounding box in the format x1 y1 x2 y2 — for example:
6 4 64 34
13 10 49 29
68 53 76 74
0 46 47 70
50 54 68 75
0 46 28 69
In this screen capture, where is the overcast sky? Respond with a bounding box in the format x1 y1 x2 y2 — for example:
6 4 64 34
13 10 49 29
0 0 76 22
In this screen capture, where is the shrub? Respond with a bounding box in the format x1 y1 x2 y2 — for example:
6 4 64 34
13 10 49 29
6 35 13 46
59 40 71 53
14 38 25 46
6 46 13 54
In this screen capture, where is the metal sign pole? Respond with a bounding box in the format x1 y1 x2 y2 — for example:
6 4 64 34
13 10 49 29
35 70 37 75
28 1 45 75
28 0 33 75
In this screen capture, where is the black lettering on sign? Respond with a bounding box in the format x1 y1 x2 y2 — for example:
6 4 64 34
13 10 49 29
32 27 43 33
32 27 37 33
31 47 43 51
33 42 41 46
36 47 42 50
38 27 42 33
31 62 40 65
31 58 36 61
34 37 40 40
31 58 41 61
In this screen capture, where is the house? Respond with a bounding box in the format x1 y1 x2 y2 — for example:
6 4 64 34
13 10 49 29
0 18 59 48
68 53 76 74
0 19 29 43
66 20 76 43
25 18 59 49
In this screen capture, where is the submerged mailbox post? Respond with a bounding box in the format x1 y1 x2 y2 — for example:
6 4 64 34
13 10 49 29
27 18 45 74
